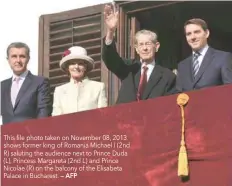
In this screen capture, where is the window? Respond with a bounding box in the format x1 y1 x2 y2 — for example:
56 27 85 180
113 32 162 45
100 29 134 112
39 5 105 92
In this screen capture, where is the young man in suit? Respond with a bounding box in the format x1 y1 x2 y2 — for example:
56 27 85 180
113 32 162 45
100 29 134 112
102 4 176 104
176 18 232 92
1 42 52 124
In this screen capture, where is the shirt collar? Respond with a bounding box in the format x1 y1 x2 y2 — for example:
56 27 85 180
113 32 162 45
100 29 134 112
12 70 29 82
70 77 89 84
141 60 155 68
193 44 209 56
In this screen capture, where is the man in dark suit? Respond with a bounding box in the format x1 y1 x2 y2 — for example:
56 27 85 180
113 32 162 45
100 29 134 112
102 4 176 104
176 18 232 92
1 42 52 124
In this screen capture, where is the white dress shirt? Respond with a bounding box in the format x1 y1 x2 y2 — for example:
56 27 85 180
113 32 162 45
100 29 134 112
141 61 155 81
11 70 29 105
11 70 29 90
193 45 209 68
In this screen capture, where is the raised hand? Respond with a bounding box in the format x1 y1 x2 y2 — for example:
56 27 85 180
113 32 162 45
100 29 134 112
104 3 119 32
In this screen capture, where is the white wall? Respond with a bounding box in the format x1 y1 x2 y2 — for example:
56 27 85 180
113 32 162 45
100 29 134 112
0 0 111 124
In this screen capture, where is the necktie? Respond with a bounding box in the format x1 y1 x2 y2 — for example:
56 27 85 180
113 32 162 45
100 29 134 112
192 52 200 77
137 65 148 101
11 77 20 106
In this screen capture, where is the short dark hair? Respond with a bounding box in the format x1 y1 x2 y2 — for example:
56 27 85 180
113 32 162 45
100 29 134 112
7 42 30 57
184 18 208 32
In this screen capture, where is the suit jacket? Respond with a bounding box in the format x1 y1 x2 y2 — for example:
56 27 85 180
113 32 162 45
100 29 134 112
52 78 107 116
1 71 52 124
102 40 176 104
176 47 232 92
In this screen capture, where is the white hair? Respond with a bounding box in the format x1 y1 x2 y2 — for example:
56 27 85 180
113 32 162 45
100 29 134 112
135 29 158 45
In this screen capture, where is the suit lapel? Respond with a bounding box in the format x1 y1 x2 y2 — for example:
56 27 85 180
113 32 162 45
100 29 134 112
193 47 215 86
4 79 14 113
77 78 90 100
14 72 32 110
134 68 141 91
186 56 195 82
132 61 142 92
142 65 162 100
62 83 77 112
65 78 90 112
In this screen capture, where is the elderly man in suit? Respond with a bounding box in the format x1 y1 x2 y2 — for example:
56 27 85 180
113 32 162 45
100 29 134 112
102 4 176 104
1 42 52 124
52 46 107 116
176 18 232 92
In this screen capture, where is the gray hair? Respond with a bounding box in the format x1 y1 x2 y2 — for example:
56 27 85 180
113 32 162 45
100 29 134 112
7 42 30 57
135 30 158 45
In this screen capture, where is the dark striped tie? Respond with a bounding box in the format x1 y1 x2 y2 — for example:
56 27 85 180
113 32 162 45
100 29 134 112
137 65 148 101
192 52 200 78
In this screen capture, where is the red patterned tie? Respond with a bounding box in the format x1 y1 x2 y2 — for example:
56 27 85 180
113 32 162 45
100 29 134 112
137 65 148 101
